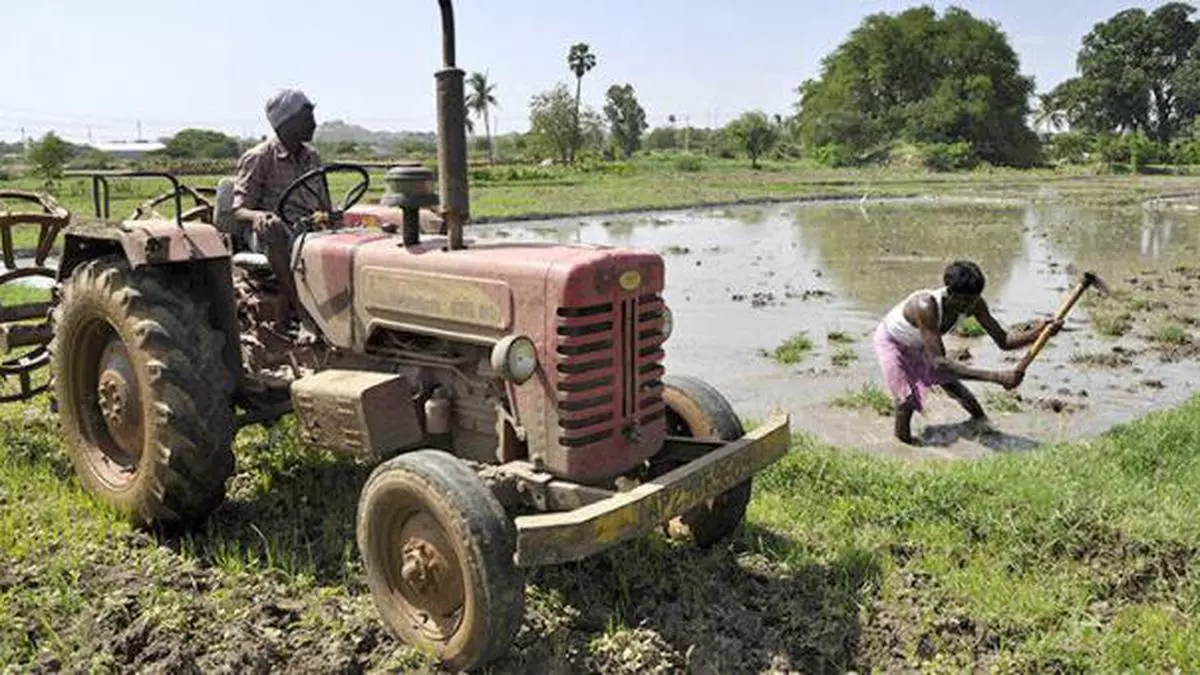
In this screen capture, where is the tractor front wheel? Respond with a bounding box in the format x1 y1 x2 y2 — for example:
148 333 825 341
661 374 753 548
356 449 525 671
50 256 235 527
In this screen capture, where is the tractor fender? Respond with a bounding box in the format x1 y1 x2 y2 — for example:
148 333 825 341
58 220 232 280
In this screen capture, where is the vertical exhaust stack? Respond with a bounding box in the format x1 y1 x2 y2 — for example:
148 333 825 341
437 0 468 250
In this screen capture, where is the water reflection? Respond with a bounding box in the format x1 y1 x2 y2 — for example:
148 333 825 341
791 200 1026 318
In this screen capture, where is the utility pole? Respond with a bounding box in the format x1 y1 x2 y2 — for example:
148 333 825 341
136 120 142 142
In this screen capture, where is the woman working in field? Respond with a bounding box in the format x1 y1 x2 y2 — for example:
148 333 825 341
873 260 1062 445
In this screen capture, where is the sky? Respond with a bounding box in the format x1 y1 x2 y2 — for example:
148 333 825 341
0 0 1177 144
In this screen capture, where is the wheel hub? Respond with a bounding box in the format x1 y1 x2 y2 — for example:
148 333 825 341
393 512 465 633
96 340 142 459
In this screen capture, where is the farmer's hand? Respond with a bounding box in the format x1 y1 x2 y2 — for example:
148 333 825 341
996 369 1025 390
254 212 284 236
1040 318 1064 337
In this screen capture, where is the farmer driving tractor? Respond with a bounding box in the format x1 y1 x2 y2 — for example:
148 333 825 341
873 260 1063 445
231 88 328 320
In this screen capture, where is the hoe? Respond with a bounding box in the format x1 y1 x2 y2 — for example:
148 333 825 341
0 1 791 670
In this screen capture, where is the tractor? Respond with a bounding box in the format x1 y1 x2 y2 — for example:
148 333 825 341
0 1 791 670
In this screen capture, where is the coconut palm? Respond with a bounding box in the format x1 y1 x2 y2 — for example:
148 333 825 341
466 71 499 164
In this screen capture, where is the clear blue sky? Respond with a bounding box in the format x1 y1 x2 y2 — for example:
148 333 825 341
0 0 1173 143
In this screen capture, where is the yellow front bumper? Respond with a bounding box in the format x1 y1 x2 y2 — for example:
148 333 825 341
512 410 791 567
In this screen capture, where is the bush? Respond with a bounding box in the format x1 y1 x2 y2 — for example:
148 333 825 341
673 155 704 172
918 141 977 171
1047 131 1094 165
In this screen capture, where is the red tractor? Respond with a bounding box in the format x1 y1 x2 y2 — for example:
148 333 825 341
1 1 790 669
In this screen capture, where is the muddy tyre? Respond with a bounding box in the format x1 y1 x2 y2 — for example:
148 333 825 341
49 256 235 527
356 449 525 672
662 374 752 548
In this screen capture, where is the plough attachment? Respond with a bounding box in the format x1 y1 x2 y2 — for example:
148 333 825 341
0 190 68 402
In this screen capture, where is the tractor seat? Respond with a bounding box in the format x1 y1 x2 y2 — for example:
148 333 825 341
214 177 271 271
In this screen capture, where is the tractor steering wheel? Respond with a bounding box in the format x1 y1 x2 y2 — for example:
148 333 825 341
275 163 371 229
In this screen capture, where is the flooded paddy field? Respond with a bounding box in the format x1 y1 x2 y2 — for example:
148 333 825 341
471 192 1200 459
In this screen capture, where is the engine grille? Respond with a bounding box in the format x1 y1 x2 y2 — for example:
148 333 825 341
555 293 666 448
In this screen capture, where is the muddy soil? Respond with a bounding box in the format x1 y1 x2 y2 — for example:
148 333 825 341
473 196 1200 459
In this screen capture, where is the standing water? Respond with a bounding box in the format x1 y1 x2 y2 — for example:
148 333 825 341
470 197 1200 459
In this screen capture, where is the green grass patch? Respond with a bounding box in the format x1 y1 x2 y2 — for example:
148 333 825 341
1092 310 1135 337
826 330 856 344
748 394 1200 671
770 332 814 365
830 383 895 416
984 390 1024 413
1151 322 1191 345
831 346 858 367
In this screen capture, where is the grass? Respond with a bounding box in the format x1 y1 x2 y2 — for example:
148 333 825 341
1151 323 1191 345
10 383 1200 670
831 346 858 367
830 383 896 416
826 330 856 344
749 395 1200 671
985 390 1024 413
770 332 814 365
1093 311 1135 337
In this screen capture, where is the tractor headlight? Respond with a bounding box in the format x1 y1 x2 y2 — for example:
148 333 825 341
492 335 539 384
661 306 674 340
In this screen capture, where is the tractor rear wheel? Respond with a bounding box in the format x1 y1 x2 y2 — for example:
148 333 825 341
356 449 525 672
661 374 753 548
49 256 235 527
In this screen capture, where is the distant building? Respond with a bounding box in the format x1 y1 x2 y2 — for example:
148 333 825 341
63 138 166 159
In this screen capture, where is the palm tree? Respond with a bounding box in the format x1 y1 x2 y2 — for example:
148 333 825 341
567 42 597 163
466 71 499 164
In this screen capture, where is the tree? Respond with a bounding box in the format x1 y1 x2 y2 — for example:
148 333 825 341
27 132 71 183
603 84 648 159
1052 3 1200 143
725 111 779 168
163 128 240 159
466 71 499 164
530 83 604 163
795 6 1039 167
567 42 597 163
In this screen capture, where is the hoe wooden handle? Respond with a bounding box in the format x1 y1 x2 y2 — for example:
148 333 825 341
1016 279 1091 374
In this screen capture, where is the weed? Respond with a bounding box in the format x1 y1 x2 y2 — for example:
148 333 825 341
831 347 858 367
830 383 895 416
1151 323 1190 345
771 332 814 365
663 245 691 255
826 330 856 344
1092 311 1134 337
985 390 1024 413
1071 351 1135 368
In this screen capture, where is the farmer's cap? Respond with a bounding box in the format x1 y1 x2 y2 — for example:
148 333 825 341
265 88 314 129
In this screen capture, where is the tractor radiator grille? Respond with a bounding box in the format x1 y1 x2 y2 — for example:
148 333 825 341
555 294 666 448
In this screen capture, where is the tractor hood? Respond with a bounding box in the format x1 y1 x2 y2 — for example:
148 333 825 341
293 230 665 350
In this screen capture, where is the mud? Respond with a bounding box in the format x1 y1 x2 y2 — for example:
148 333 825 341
469 195 1200 459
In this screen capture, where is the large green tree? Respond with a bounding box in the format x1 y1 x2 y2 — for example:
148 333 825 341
530 82 603 163
27 132 72 182
1047 3 1200 143
602 84 648 159
725 112 779 168
795 5 1039 167
163 128 240 159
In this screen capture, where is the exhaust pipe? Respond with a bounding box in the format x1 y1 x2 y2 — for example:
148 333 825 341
437 0 468 250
